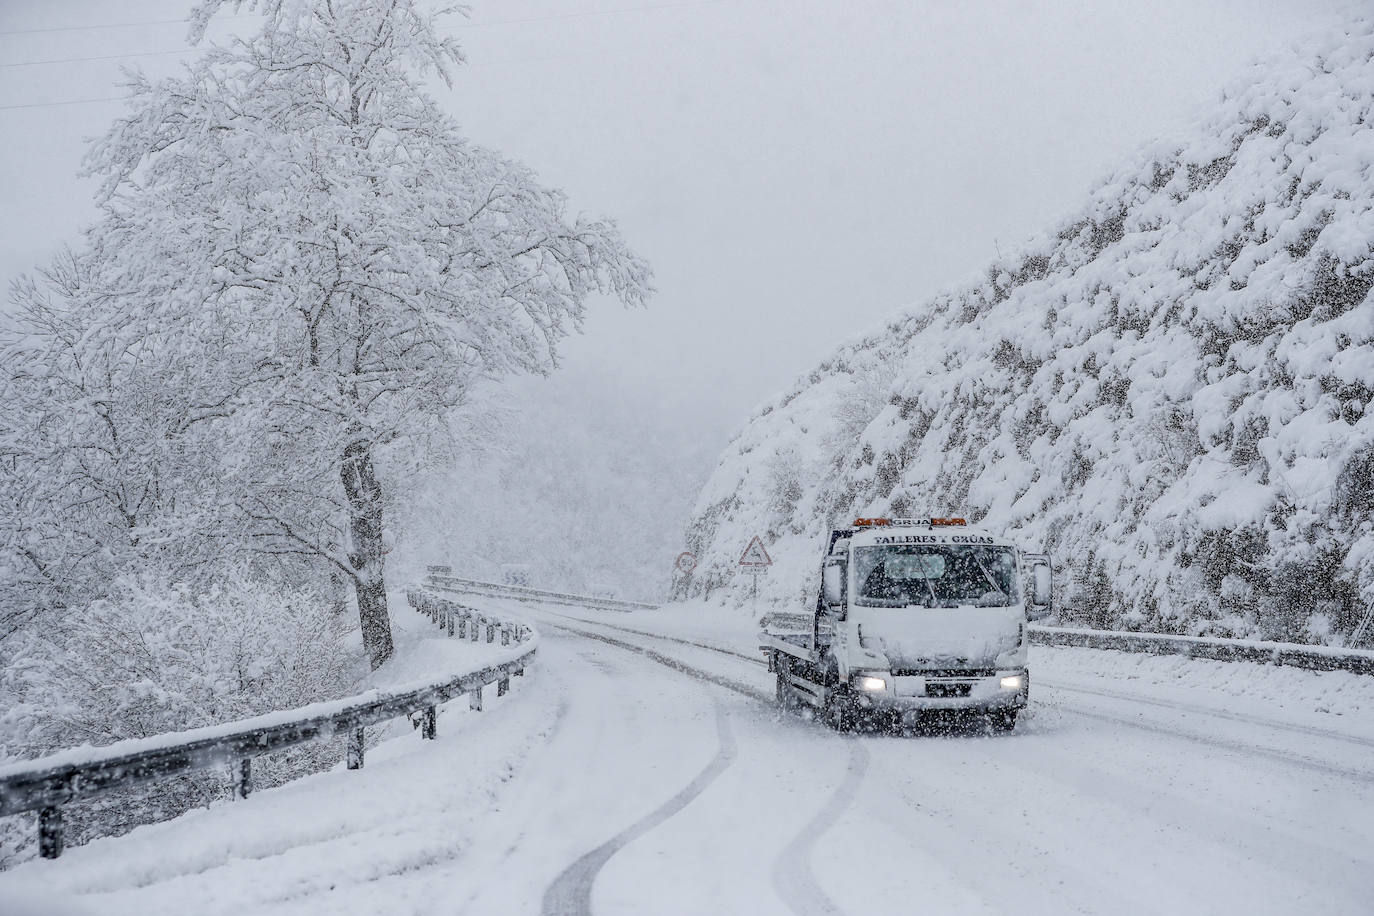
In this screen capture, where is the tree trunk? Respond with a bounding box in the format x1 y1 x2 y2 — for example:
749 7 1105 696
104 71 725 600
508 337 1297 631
328 568 350 618
341 437 394 669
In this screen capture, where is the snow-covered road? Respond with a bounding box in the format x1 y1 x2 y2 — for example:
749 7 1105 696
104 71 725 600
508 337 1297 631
522 606 1374 916
5 598 1374 915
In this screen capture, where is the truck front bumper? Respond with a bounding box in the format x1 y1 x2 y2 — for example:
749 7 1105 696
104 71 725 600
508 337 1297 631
850 669 1029 712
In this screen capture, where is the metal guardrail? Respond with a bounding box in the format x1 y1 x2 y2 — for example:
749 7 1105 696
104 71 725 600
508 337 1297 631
0 590 536 859
1030 623 1374 676
428 574 660 613
426 577 1374 678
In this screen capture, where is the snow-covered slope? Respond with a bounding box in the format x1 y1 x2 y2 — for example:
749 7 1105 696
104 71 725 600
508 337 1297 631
683 21 1374 645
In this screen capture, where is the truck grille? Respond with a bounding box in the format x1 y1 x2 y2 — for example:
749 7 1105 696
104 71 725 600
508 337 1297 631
890 667 995 678
925 683 973 698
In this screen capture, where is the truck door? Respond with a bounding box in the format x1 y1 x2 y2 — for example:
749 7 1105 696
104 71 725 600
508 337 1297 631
816 546 848 651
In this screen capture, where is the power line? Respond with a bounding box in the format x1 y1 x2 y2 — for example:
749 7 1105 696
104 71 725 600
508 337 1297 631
0 95 125 112
0 13 257 38
0 48 194 70
457 0 730 30
0 15 191 37
0 0 730 63
0 38 657 110
0 0 735 110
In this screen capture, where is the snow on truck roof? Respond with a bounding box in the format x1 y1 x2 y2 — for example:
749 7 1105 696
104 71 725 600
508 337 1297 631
853 517 965 527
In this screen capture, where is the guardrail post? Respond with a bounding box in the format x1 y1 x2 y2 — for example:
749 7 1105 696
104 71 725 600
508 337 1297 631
486 623 495 643
347 727 365 769
422 706 437 740
471 619 479 642
469 687 483 711
39 806 63 859
498 677 509 696
447 608 455 637
236 758 253 799
458 615 467 638
501 628 510 646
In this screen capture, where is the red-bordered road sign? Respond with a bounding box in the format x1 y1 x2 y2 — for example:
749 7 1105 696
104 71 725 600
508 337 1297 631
738 536 772 567
675 551 698 575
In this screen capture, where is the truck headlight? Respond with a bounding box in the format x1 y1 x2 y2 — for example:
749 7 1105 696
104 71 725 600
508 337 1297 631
856 675 887 692
1000 674 1025 690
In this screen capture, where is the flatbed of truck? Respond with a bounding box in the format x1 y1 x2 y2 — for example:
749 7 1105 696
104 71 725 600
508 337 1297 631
760 630 814 659
760 612 826 664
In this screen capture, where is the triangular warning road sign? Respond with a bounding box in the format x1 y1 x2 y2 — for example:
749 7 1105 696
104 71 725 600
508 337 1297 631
738 535 772 567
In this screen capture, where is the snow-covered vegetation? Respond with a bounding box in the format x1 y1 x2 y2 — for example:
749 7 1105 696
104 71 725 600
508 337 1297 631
0 575 357 867
0 0 648 860
684 20 1374 647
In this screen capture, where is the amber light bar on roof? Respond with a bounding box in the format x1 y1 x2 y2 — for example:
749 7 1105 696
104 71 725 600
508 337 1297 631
853 517 968 528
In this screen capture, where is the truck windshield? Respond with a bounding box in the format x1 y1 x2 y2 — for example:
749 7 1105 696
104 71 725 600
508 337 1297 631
853 545 1020 608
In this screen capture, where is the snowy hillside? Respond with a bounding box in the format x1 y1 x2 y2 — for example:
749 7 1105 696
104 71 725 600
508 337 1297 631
683 21 1374 645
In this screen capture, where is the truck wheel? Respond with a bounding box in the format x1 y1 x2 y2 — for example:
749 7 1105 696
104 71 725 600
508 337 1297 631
988 710 1018 733
823 689 857 732
818 657 855 731
775 672 796 711
775 655 800 713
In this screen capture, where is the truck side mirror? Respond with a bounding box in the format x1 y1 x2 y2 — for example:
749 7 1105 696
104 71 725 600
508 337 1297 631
822 563 845 609
1025 553 1052 621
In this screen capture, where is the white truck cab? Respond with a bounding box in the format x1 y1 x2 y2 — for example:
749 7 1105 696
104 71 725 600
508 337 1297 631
762 517 1052 731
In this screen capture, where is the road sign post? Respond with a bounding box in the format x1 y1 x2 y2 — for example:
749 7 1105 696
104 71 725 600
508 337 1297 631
738 536 772 612
672 552 698 600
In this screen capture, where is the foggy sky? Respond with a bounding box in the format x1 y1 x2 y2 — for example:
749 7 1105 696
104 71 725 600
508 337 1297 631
0 0 1360 446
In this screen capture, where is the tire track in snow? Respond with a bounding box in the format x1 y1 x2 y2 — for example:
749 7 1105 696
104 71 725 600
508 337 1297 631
1046 697 1374 783
540 619 770 703
538 609 767 668
769 737 870 916
552 613 872 916
540 700 738 916
448 696 575 914
1041 679 1374 749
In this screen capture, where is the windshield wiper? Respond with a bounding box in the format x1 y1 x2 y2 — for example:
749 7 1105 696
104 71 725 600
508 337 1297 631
912 553 939 607
969 551 1006 604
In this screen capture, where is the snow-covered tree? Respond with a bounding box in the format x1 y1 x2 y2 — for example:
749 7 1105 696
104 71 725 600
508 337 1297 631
1 252 214 644
20 0 650 668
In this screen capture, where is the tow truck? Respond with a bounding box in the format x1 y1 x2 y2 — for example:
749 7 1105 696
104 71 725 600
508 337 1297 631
761 517 1052 731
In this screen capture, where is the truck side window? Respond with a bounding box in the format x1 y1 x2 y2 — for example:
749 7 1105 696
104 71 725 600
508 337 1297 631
821 559 847 617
